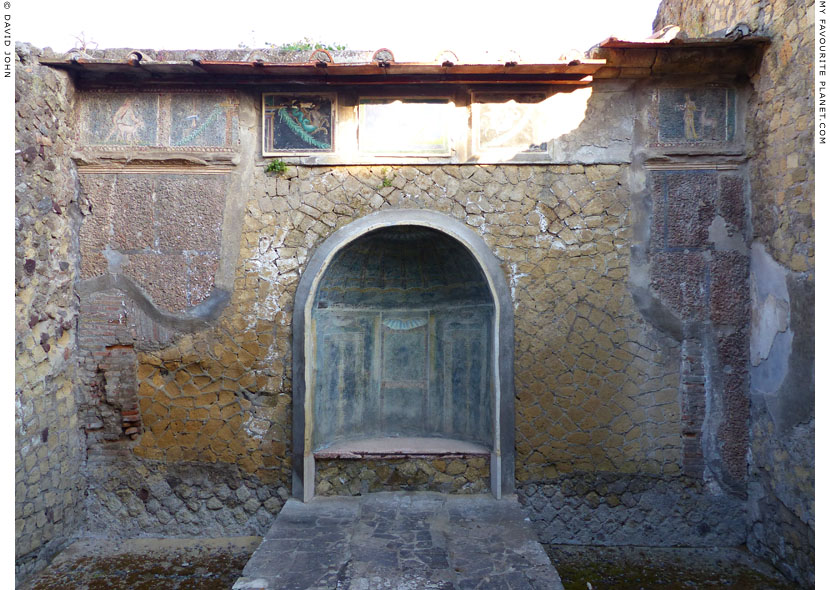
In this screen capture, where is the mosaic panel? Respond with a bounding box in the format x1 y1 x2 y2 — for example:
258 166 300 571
79 92 238 151
263 93 334 154
80 94 158 146
656 87 736 145
170 94 239 148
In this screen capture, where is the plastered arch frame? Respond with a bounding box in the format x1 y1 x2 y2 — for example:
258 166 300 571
292 209 515 501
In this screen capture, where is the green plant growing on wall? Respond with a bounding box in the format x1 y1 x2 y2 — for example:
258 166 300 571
265 159 288 175
268 37 347 52
377 167 394 189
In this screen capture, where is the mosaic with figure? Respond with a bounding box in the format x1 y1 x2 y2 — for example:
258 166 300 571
358 99 451 155
657 87 736 144
79 92 238 150
263 94 334 153
474 93 550 154
171 94 239 148
80 94 158 146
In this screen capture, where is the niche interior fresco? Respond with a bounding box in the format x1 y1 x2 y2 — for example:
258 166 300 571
311 226 494 453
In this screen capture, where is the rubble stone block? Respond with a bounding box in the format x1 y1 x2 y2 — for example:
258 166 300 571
155 175 227 252
650 251 706 320
710 252 749 325
125 253 189 312
110 175 155 251
717 175 747 234
652 171 717 249
188 254 219 307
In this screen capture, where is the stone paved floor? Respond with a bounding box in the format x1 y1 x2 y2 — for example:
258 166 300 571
18 536 260 590
233 492 563 590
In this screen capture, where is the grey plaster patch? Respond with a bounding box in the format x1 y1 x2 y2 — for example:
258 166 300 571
749 242 813 438
629 284 683 341
749 243 790 302
750 293 789 365
749 242 791 385
552 81 635 164
750 327 792 395
708 215 749 254
764 275 814 433
76 274 230 331
102 246 127 274
235 492 562 590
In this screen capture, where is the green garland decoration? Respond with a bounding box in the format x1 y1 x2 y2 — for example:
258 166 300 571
173 107 221 147
277 107 330 149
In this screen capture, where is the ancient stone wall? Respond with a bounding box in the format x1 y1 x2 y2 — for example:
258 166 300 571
75 155 689 534
14 44 87 582
512 71 757 547
15 38 788 583
64 75 762 551
653 2 815 586
315 458 490 496
519 473 745 546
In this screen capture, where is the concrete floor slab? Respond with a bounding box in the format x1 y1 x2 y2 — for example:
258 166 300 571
233 492 563 590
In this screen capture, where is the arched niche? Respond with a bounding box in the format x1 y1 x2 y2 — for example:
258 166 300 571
292 209 514 500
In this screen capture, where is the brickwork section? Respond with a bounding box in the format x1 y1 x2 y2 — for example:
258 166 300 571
315 458 490 496
14 44 87 583
78 173 229 312
74 289 290 537
519 473 746 547
77 291 145 447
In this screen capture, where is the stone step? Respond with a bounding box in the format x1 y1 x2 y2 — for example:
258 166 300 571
233 491 563 590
